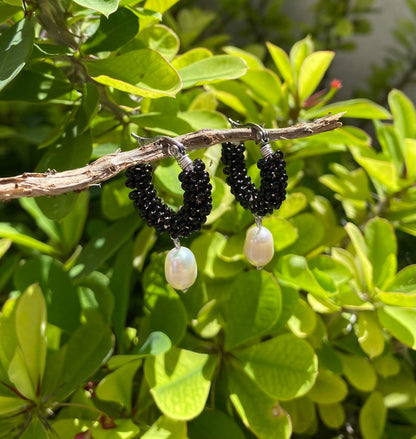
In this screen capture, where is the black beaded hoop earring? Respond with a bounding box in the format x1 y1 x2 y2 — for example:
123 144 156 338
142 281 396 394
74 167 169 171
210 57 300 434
126 135 212 291
221 120 287 268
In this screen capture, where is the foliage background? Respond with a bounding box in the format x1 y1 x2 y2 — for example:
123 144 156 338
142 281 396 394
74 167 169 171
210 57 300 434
0 0 415 438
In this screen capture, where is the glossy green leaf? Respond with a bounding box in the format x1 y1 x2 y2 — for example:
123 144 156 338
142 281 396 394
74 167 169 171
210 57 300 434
277 192 308 219
0 62 73 101
14 284 47 392
145 347 217 420
15 256 81 333
404 138 416 181
72 0 119 17
309 255 352 285
298 51 334 101
52 418 140 438
359 392 386 439
129 24 179 61
388 88 416 140
377 306 416 349
178 110 228 130
42 321 113 400
0 4 21 24
142 416 186 439
275 255 330 300
20 417 49 439
317 402 345 430
8 346 34 399
263 216 298 251
0 223 59 256
223 45 263 69
70 213 141 279
0 396 28 416
144 0 180 14
288 298 317 338
241 68 282 105
365 218 397 289
225 270 281 350
340 354 377 391
83 7 139 54
385 264 416 294
304 99 392 120
289 36 314 80
236 334 317 400
132 331 172 356
228 365 291 439
75 83 99 134
375 121 404 175
188 409 246 439
378 370 416 408
280 397 315 434
171 48 212 69
345 222 373 291
0 239 11 260
178 55 247 89
85 49 182 98
307 369 348 404
372 355 400 378
357 312 385 358
266 41 293 86
284 213 324 255
102 179 134 220
96 360 140 412
0 18 34 91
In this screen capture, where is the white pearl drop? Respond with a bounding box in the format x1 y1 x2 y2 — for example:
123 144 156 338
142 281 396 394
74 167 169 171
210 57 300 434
244 225 274 269
164 246 197 291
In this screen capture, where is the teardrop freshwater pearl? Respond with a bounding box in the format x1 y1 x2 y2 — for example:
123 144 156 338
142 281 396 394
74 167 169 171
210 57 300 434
165 246 197 291
244 225 274 269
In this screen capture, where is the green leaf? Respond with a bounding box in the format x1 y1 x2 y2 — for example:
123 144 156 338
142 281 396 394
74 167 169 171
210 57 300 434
317 402 345 430
142 416 187 439
188 409 246 439
345 222 373 291
0 396 27 416
280 397 315 434
0 239 12 260
304 99 392 120
308 255 352 285
289 36 314 80
277 192 308 219
262 216 298 251
126 24 179 61
85 49 182 98
0 223 59 256
288 298 317 338
377 306 416 349
0 62 73 101
241 68 282 105
374 122 404 175
377 370 416 408
0 4 21 25
298 51 334 101
132 331 172 356
83 7 138 54
41 321 113 400
235 334 317 400
359 392 386 439
171 48 212 70
8 347 36 399
266 41 293 87
372 355 400 378
284 213 324 255
388 89 416 140
20 417 48 439
179 110 228 130
225 271 282 350
72 0 119 17
0 18 34 92
144 347 217 420
144 0 180 14
223 45 264 69
179 55 247 89
52 418 140 438
340 354 377 391
70 213 141 279
96 360 140 412
275 255 330 300
15 256 81 333
228 365 291 439
307 369 348 404
357 312 385 358
15 285 45 393
75 83 99 134
365 218 397 289
385 265 416 294
102 178 134 220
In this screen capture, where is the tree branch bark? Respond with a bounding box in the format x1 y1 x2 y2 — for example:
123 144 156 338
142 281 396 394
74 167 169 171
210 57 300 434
0 113 343 201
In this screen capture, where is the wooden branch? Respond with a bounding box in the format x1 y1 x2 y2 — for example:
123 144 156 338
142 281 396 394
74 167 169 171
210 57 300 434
0 113 343 201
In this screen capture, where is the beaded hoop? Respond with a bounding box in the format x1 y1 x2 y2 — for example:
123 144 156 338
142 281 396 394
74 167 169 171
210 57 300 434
125 159 212 240
221 142 287 217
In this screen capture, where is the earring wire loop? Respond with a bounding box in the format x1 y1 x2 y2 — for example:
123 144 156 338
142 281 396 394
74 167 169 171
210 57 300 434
228 119 273 158
131 133 193 170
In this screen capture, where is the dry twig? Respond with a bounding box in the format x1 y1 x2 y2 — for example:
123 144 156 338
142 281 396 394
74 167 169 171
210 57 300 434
0 113 343 201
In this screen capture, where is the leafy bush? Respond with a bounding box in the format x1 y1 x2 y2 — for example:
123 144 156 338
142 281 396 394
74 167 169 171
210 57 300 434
0 1 415 438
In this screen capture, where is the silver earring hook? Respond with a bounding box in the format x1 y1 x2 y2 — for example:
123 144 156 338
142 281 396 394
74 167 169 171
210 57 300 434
131 133 193 170
228 119 273 158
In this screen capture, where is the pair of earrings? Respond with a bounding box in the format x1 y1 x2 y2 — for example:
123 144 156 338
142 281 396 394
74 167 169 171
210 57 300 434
125 121 287 291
